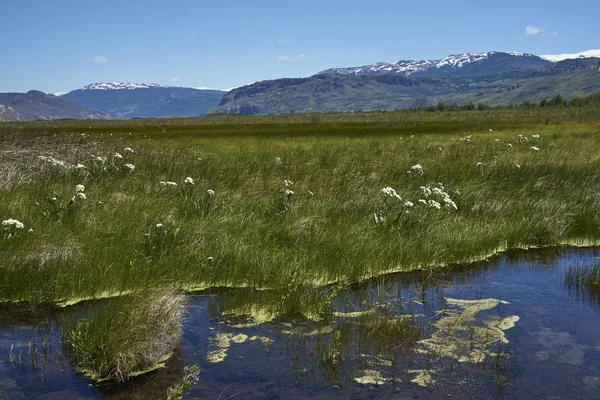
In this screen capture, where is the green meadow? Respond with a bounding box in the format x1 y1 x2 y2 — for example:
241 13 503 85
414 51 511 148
2 107 600 380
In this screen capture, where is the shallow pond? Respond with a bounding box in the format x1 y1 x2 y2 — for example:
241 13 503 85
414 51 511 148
1 247 600 399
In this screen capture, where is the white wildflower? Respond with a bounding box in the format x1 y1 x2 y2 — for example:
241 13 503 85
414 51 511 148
411 164 424 175
284 189 294 196
38 155 73 169
166 181 177 187
532 134 540 139
418 199 427 205
207 189 215 196
428 200 441 210
124 147 134 153
476 162 483 167
275 157 282 165
489 129 493 132
531 146 540 151
2 219 24 229
184 177 194 185
123 163 135 171
516 164 521 168
404 200 414 208
507 143 513 149
75 184 85 193
420 186 432 197
114 152 123 159
207 256 214 263
28 228 34 233
283 179 294 187
156 223 164 228
443 197 458 210
495 139 500 142
381 187 402 201
307 190 314 196
76 193 86 200
94 156 107 164
75 163 87 169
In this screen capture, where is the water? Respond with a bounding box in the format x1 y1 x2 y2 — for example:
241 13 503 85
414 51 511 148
1 247 600 399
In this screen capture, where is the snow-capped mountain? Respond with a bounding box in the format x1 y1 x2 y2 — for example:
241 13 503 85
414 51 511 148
59 83 225 118
81 82 170 91
540 49 600 62
318 50 600 78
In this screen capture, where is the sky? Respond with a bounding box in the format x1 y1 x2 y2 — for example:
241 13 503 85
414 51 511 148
1 0 598 93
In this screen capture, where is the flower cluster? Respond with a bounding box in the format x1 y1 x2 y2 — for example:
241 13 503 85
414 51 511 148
38 155 74 169
459 135 473 143
417 184 458 210
381 186 402 200
407 164 424 176
159 181 178 187
2 219 24 239
184 177 194 185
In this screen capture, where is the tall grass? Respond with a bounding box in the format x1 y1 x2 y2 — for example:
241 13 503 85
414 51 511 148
1 109 600 305
64 291 185 381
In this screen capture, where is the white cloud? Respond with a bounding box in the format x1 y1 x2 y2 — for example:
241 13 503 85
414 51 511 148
188 31 200 39
172 77 180 82
277 53 306 62
525 25 542 36
91 55 108 64
277 38 291 44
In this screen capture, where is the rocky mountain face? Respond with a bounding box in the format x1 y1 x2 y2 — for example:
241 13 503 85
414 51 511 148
213 58 600 114
0 91 108 121
60 83 225 118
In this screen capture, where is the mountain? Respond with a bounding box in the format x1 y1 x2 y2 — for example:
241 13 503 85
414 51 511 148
318 50 600 78
212 58 600 114
60 83 225 118
319 51 552 77
0 90 108 121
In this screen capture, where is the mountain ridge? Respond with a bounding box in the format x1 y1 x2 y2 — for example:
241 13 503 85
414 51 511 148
60 85 225 119
212 57 600 115
318 49 600 77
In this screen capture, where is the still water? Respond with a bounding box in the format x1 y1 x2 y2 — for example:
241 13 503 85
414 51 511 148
1 247 600 399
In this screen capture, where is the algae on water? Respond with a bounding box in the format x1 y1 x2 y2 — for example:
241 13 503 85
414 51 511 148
416 298 518 363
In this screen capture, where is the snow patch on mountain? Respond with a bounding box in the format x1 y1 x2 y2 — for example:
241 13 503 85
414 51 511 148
82 82 169 91
540 49 600 62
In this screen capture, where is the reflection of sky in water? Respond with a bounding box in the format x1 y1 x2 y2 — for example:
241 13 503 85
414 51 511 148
0 247 599 399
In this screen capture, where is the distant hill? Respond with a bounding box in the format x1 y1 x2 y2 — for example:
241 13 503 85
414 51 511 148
0 90 108 121
212 58 600 114
60 83 225 118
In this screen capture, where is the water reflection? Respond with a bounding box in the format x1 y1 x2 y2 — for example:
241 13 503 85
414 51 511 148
0 246 599 399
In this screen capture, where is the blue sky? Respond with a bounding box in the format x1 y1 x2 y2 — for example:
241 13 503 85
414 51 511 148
1 0 597 93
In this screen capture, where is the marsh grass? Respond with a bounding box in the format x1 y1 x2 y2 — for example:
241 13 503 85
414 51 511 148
64 291 185 382
564 264 600 305
1 108 600 306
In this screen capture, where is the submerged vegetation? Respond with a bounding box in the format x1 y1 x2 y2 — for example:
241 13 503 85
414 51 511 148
1 106 600 384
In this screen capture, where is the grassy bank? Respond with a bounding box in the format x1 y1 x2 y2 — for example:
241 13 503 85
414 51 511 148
1 108 600 305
